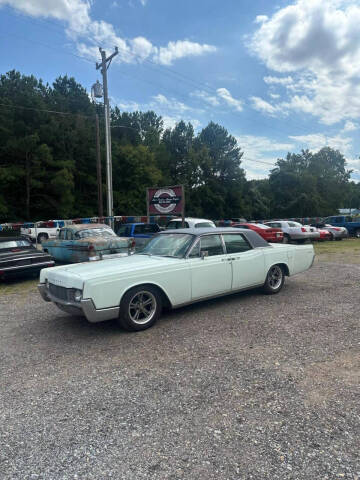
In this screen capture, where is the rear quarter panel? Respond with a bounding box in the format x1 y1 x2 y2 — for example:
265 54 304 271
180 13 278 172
262 244 314 276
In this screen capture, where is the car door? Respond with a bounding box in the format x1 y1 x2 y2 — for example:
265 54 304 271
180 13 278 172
187 234 232 300
58 229 74 263
222 233 266 290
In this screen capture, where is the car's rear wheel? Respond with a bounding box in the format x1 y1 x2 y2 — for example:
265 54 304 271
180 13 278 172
118 285 162 331
262 265 285 294
37 233 48 244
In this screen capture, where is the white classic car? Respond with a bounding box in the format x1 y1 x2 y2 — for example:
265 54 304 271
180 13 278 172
38 228 315 331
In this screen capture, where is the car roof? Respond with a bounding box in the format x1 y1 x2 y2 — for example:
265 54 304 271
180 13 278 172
168 217 214 223
64 223 111 231
160 227 270 248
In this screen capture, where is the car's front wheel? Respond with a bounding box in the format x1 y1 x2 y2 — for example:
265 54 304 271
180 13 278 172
262 265 285 294
118 285 162 331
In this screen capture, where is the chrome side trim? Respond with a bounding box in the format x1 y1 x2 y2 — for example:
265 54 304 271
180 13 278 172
2 261 54 272
172 282 265 309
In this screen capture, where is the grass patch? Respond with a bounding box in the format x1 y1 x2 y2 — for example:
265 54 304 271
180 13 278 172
0 277 38 296
314 238 360 264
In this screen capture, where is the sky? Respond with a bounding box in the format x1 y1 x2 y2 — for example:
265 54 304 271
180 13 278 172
0 0 360 182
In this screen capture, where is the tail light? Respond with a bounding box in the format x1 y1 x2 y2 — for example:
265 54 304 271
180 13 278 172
301 227 306 232
28 229 31 233
88 245 96 257
131 239 136 249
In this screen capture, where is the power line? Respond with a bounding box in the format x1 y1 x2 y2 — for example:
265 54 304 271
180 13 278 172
0 102 95 117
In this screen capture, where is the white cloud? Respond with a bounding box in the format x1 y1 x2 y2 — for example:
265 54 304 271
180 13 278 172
255 15 268 24
0 0 216 66
236 134 294 179
264 76 293 86
153 40 217 65
151 94 193 113
269 93 280 99
191 90 220 107
192 88 243 112
342 120 358 132
250 96 282 115
216 88 243 112
117 100 140 111
289 133 353 155
250 0 360 124
139 0 147 5
116 93 202 131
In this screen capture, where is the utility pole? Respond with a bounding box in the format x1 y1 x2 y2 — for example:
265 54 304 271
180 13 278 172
95 113 103 218
96 46 118 226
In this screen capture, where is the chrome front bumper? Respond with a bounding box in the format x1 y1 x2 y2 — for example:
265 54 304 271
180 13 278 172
38 284 119 323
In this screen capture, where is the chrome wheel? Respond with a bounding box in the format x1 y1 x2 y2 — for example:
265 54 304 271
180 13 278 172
128 290 156 325
268 265 283 290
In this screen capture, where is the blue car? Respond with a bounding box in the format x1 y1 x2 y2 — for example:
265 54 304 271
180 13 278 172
42 223 134 263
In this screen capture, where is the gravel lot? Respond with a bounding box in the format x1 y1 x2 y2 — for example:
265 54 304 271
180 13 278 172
1 259 360 479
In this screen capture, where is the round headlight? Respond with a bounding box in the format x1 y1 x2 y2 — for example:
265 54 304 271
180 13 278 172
74 289 82 302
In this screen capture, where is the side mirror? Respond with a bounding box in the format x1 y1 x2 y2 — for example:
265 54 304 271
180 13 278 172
201 250 208 260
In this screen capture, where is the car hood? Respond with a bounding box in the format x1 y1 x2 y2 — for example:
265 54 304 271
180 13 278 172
40 254 182 286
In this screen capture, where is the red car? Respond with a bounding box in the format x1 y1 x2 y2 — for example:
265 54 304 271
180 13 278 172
312 227 332 241
234 223 284 243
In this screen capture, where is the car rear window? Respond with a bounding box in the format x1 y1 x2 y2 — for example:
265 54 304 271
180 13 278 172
166 221 189 229
195 222 214 228
223 234 251 254
0 240 32 250
253 224 270 229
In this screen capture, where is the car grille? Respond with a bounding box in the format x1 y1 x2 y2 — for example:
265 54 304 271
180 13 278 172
49 283 69 301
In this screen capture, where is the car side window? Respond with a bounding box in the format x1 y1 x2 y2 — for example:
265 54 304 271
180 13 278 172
58 229 66 240
287 222 297 227
199 234 224 256
116 225 128 236
144 224 160 233
223 234 251 254
188 241 200 258
134 225 144 234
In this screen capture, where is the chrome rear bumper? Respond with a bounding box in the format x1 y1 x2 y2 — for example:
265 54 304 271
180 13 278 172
38 284 119 323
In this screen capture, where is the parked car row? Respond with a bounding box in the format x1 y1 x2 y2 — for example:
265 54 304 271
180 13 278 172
0 213 355 283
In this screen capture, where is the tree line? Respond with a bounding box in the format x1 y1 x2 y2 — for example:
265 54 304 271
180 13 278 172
0 70 359 222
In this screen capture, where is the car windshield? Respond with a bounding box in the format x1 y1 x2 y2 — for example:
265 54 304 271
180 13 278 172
0 239 32 250
75 228 116 239
139 233 193 258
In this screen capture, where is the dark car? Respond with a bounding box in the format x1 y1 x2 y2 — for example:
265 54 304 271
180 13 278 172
0 236 55 280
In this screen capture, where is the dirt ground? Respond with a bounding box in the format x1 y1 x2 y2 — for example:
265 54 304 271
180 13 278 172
1 240 359 479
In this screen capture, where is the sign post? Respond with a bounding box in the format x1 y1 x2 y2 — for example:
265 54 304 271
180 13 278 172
147 185 185 224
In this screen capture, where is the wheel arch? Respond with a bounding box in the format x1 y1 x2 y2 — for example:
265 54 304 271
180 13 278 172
269 262 290 277
120 282 172 309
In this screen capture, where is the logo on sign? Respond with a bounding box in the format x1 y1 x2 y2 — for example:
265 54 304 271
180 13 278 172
150 188 181 214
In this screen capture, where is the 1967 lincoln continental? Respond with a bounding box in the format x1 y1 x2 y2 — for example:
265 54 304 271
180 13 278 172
38 228 315 331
